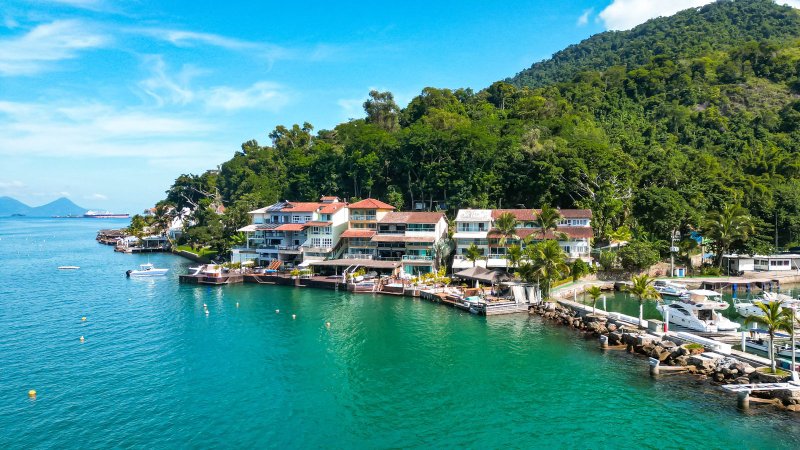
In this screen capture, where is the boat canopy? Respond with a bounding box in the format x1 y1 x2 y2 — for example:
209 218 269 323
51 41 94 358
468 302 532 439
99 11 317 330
688 289 722 297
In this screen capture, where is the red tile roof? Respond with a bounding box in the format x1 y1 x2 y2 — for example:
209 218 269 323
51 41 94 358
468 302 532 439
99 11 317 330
348 198 395 210
275 223 308 231
491 208 592 220
379 211 446 224
281 202 322 213
304 221 332 227
319 203 345 214
320 196 340 201
492 209 535 221
340 229 376 238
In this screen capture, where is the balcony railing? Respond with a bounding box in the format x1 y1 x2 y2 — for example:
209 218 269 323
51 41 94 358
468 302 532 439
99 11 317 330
402 255 433 261
350 215 376 221
278 245 301 252
343 254 374 260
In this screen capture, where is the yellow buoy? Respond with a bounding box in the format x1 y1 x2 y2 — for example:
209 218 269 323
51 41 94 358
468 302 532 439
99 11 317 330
81 317 86 321
28 389 36 398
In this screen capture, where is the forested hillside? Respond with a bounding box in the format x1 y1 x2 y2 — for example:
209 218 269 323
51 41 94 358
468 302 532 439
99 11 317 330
162 0 800 256
509 0 800 88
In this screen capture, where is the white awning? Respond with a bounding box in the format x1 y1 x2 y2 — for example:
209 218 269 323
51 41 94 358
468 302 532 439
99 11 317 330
297 261 311 268
453 231 488 240
238 224 257 232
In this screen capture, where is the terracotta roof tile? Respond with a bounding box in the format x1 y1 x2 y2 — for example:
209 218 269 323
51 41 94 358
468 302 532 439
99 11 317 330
348 198 396 210
491 208 593 220
305 221 332 227
281 202 323 213
319 203 345 214
275 223 308 231
340 229 376 238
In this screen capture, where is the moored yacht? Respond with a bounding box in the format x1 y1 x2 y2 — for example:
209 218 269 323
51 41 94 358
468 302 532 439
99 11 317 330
653 280 689 298
126 263 169 277
656 289 740 332
734 292 800 320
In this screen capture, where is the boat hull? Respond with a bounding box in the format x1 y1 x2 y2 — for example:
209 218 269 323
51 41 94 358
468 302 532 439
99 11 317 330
126 269 169 277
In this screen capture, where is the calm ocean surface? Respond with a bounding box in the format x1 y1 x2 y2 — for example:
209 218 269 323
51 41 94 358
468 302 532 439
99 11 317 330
1 218 799 448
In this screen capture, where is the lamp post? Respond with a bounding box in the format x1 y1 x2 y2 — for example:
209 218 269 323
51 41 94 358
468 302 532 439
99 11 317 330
669 230 680 278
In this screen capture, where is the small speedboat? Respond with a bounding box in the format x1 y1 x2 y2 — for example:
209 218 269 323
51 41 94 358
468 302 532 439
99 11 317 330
734 292 800 320
126 263 168 277
58 266 80 270
654 280 689 298
745 337 800 359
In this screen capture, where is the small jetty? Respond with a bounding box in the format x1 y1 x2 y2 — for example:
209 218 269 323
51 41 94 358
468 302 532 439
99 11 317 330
179 265 243 285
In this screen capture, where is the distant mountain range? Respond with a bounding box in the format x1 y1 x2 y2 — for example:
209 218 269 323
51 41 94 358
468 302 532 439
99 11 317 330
0 197 88 217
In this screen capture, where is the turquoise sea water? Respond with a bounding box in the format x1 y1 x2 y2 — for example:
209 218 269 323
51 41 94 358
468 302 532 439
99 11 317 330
2 218 800 448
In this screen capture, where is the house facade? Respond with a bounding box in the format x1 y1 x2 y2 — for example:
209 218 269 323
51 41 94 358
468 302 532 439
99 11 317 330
373 211 449 275
231 197 348 267
452 208 593 270
340 198 396 259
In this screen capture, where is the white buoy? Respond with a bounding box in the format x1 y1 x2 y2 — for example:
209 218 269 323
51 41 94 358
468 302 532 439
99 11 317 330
205 310 209 315
292 314 296 319
79 336 85 342
236 302 239 308
203 303 207 308
276 309 280 314
325 322 331 328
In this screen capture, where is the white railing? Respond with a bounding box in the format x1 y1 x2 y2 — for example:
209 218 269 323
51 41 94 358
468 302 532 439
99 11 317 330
402 255 433 261
350 215 376 221
343 254 374 260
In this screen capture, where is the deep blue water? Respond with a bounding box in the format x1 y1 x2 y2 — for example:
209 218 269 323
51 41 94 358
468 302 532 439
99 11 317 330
1 218 799 448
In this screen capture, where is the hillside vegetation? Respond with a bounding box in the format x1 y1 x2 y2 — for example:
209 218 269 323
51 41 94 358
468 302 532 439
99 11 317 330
162 0 800 257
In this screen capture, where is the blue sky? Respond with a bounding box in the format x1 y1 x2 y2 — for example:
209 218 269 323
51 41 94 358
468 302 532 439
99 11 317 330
1 0 797 213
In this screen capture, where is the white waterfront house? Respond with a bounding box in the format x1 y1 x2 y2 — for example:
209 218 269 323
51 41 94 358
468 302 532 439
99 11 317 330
373 211 449 275
452 208 593 270
722 254 800 273
231 197 348 267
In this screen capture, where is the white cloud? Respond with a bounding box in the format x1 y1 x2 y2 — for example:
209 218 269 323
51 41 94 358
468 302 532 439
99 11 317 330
204 82 289 111
58 191 71 197
138 56 290 111
0 180 25 189
0 99 219 159
598 1 800 30
0 20 109 75
86 193 108 200
337 98 365 120
577 8 593 26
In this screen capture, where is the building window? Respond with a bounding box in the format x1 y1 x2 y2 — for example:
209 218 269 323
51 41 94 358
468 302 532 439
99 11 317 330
407 223 435 232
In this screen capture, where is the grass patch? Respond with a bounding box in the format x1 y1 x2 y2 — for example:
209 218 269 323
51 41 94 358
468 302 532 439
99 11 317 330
756 366 791 376
685 343 704 350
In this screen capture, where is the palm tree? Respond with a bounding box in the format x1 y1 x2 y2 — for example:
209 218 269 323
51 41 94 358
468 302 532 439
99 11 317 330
701 204 755 269
745 301 793 373
535 204 563 240
524 240 570 299
626 274 661 328
506 244 523 273
585 285 603 316
494 212 519 246
465 243 483 268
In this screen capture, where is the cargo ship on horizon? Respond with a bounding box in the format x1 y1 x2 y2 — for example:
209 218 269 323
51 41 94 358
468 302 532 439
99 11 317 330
83 210 130 219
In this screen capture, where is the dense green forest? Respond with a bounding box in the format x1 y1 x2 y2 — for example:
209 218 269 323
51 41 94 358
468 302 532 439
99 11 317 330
162 0 800 259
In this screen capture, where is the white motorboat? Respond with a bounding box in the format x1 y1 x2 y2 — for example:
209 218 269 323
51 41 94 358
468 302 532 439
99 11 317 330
58 266 80 270
657 289 740 332
653 280 689 298
126 263 169 277
745 337 800 359
734 292 800 320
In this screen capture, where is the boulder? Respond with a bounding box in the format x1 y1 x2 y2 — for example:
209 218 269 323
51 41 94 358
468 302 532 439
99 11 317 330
607 323 617 333
657 350 671 362
735 376 751 384
660 340 677 350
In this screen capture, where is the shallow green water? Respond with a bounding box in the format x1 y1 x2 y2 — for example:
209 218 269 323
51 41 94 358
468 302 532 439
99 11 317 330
2 218 800 448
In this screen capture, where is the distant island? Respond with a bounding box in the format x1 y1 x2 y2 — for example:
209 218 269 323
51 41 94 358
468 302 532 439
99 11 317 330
0 196 88 217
